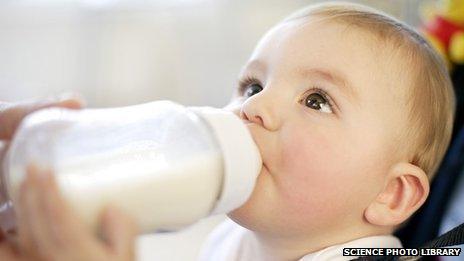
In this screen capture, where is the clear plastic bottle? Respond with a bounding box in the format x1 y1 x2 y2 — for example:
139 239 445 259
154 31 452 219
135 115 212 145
0 101 262 234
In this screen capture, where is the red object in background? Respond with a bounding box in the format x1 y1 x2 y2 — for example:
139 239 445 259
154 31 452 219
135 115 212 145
424 16 464 49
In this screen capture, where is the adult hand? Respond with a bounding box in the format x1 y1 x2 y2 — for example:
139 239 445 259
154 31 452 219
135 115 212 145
0 95 83 141
0 95 84 260
0 95 84 236
16 165 138 261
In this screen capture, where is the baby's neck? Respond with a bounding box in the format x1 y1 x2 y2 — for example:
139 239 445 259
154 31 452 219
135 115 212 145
247 225 392 260
249 232 320 261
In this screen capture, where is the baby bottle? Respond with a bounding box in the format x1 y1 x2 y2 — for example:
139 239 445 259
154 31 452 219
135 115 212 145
0 101 262 233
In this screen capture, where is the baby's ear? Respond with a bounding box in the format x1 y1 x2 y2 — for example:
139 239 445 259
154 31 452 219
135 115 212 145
364 162 430 226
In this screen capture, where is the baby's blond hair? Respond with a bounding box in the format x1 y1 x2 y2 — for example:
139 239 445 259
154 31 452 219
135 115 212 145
281 2 456 179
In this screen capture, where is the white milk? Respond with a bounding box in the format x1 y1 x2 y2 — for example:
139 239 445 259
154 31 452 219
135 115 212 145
9 150 222 233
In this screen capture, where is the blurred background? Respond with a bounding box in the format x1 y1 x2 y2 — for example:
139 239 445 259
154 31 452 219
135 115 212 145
0 0 441 260
0 0 425 108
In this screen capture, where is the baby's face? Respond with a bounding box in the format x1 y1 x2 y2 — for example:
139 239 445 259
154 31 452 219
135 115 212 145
225 19 413 238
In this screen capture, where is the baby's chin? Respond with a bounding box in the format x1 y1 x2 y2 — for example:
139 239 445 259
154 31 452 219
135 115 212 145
226 193 292 235
227 208 266 232
228 203 312 237
226 169 271 230
227 205 266 232
227 199 253 224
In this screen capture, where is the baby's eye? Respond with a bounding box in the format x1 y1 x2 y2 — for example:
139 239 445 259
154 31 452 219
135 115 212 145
304 92 333 114
243 83 263 98
238 76 263 98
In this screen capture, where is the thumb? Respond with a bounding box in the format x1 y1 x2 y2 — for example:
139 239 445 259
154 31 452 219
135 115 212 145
0 243 18 261
0 94 84 140
100 206 138 259
54 95 84 110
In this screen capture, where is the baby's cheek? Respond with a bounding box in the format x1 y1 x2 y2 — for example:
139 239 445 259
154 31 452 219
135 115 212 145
277 130 350 215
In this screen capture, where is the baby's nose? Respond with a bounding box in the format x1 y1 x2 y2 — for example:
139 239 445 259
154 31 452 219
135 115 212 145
239 93 280 131
240 110 264 126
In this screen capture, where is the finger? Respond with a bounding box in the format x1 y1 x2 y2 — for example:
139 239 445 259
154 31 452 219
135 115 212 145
0 224 14 244
0 94 84 140
20 165 89 261
0 243 20 261
100 206 138 259
0 179 8 242
0 141 17 239
0 140 7 161
0 141 9 180
0 228 5 242
36 166 112 261
21 165 61 261
34 165 100 257
15 165 87 261
0 141 9 206
23 165 74 249
16 166 39 257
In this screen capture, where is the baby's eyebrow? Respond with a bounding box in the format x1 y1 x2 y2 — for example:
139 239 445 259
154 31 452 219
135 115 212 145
240 59 266 76
297 67 358 101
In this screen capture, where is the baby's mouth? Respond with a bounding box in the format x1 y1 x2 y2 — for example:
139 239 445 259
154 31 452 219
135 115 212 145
243 120 255 126
262 162 270 175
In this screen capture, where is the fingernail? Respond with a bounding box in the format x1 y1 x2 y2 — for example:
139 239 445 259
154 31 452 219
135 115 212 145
38 166 52 181
26 164 38 181
27 163 51 181
42 93 85 107
58 93 86 106
105 206 117 219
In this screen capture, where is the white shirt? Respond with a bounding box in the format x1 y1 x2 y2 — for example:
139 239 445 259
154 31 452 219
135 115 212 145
199 219 402 261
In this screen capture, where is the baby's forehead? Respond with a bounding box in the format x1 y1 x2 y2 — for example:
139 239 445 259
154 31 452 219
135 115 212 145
275 18 406 60
255 18 415 99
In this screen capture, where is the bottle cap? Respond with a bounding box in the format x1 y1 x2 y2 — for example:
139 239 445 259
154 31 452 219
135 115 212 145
189 107 262 215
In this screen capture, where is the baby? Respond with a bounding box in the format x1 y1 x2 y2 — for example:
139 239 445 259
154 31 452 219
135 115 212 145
199 2 456 260
0 2 456 261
